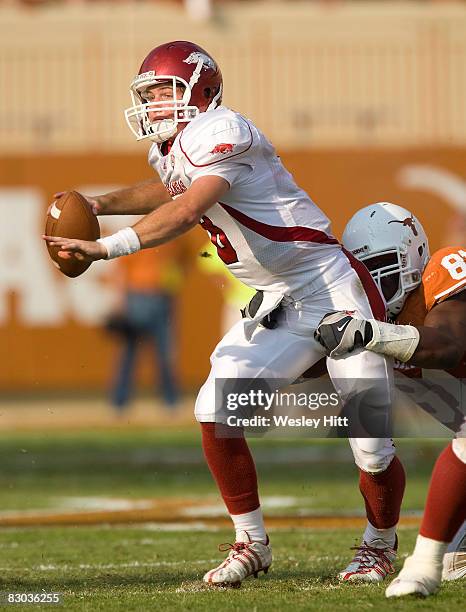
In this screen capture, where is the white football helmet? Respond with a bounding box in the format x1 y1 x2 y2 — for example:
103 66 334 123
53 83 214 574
342 202 430 318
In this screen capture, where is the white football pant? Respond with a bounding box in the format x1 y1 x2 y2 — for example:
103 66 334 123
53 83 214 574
195 262 395 473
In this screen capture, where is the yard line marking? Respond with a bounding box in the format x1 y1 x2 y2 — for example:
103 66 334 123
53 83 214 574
0 496 423 529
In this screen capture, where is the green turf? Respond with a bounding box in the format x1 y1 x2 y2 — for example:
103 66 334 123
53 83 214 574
0 430 446 513
0 526 462 611
0 430 461 609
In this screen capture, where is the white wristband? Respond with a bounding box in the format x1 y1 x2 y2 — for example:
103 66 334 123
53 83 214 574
366 319 420 363
97 227 141 260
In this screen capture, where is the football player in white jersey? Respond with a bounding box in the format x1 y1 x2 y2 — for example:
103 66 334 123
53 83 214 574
44 41 406 586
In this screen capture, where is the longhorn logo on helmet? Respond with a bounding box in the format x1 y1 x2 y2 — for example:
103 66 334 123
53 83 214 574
388 215 418 236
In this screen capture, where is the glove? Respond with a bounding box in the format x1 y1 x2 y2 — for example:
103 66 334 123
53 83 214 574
241 290 283 329
241 291 264 319
314 311 374 358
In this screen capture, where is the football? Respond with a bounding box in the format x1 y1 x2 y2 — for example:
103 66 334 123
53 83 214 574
45 191 100 278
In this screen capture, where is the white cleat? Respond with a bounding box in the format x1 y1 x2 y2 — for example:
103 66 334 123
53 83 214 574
203 531 272 588
385 554 442 597
442 522 466 581
338 538 397 583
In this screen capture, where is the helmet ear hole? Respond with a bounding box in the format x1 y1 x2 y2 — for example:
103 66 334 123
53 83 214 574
418 245 424 257
203 87 211 99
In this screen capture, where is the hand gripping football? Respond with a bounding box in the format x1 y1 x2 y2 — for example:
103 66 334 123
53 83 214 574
45 191 100 278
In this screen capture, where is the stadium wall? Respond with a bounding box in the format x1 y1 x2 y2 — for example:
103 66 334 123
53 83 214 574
2 2 466 391
1 149 465 391
0 2 466 151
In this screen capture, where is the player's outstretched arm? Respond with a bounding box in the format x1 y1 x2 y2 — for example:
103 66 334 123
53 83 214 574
53 179 172 216
131 175 229 248
43 175 230 262
95 179 172 215
315 292 466 368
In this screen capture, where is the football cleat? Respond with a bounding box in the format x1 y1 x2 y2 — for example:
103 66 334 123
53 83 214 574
338 538 397 583
203 531 272 587
442 523 466 581
385 554 442 597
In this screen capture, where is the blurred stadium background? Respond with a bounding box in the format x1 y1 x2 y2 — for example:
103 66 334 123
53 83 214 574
1 0 466 397
0 1 465 608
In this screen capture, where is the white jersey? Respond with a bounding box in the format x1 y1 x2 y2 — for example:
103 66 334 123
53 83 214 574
148 106 343 298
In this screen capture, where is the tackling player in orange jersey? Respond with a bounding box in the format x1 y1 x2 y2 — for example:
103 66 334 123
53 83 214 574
315 202 466 597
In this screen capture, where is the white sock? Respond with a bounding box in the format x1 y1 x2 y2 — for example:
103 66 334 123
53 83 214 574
411 534 448 563
231 507 267 543
363 521 397 548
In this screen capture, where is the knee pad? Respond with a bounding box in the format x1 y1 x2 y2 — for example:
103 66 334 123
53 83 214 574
452 438 466 463
194 377 217 423
349 438 396 473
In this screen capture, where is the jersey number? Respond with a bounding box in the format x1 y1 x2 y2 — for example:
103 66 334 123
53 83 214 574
441 250 466 280
200 216 239 264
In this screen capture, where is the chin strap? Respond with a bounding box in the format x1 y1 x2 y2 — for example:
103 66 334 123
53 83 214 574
148 119 178 144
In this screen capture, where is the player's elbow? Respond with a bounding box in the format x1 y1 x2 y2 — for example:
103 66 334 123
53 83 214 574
179 206 201 228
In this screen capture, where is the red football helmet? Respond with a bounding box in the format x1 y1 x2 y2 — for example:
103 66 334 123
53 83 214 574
125 41 223 143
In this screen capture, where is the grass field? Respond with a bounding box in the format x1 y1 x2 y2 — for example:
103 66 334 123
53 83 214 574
2 525 464 611
0 419 462 610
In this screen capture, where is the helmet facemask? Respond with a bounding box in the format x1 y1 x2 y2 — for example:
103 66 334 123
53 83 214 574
360 247 423 318
125 73 199 143
125 42 223 144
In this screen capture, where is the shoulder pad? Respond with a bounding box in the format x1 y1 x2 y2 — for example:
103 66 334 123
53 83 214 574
179 108 254 168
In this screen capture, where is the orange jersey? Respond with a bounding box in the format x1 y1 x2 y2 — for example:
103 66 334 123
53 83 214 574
397 246 466 378
397 246 466 326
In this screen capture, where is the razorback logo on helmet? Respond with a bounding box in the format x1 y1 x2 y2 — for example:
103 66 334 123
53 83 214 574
183 52 216 71
210 143 234 155
388 216 418 236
